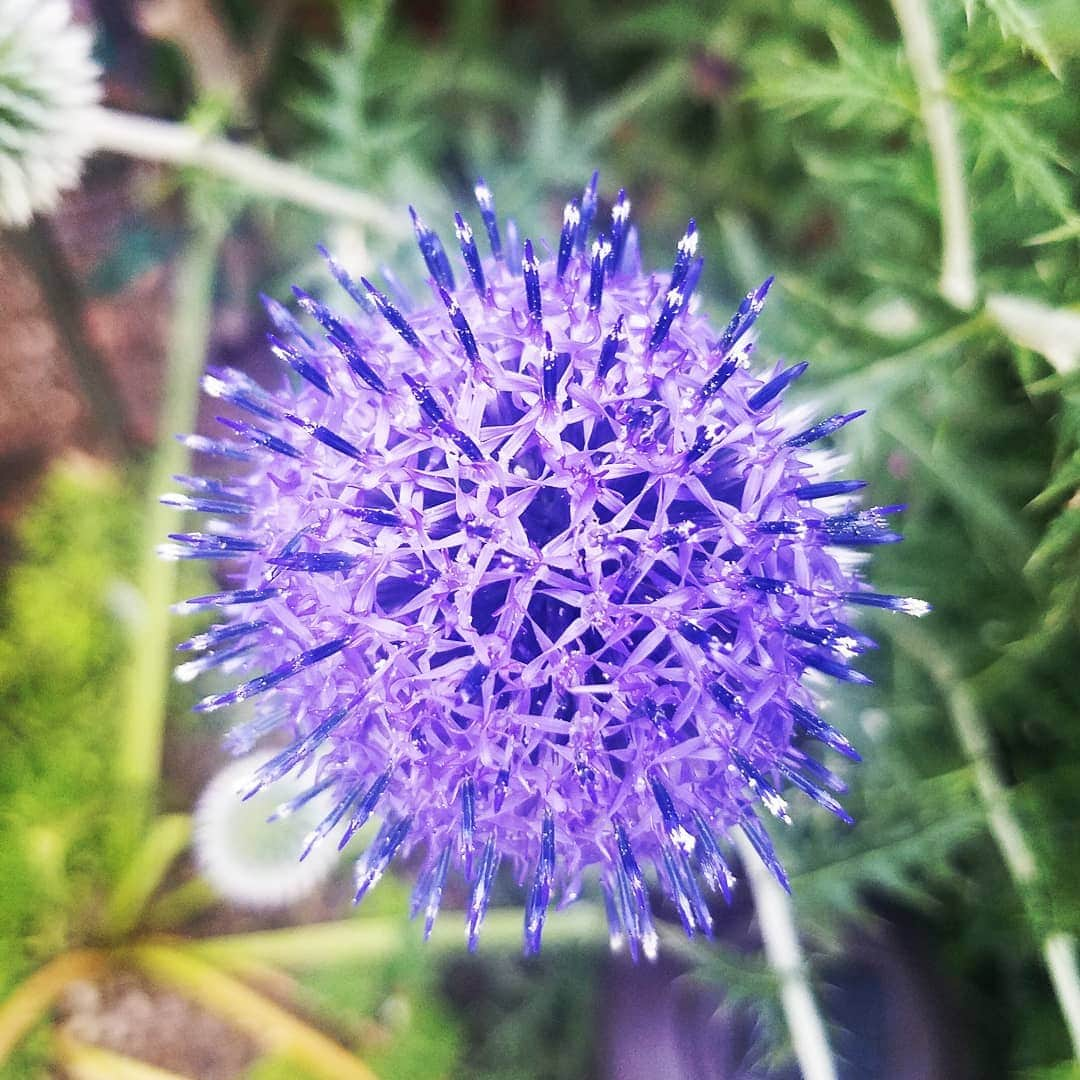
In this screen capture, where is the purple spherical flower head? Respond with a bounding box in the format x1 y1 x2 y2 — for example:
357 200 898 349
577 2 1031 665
165 174 929 958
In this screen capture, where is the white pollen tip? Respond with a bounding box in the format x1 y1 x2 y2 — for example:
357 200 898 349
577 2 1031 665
642 931 660 962
900 598 932 617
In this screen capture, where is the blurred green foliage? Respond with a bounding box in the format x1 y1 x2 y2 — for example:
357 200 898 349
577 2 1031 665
0 461 138 989
0 461 139 1076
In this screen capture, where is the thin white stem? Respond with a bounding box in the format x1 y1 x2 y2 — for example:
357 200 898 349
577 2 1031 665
84 107 401 234
943 680 1080 1059
891 0 978 310
734 832 839 1080
1044 934 1080 1058
895 625 1080 1060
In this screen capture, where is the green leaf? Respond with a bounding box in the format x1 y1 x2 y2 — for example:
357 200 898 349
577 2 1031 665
970 0 1062 77
963 99 1072 218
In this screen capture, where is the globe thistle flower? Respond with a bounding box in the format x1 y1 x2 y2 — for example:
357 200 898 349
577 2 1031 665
167 175 929 957
0 0 102 227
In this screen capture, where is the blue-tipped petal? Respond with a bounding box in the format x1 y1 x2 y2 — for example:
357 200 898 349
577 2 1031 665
574 170 600 253
414 844 452 940
283 413 364 460
354 817 412 903
261 292 316 347
300 782 364 859
785 410 865 448
798 650 873 685
540 332 559 404
176 434 255 462
691 810 735 902
325 332 387 395
215 417 302 459
669 220 698 292
776 761 854 825
195 634 353 713
747 361 809 411
647 283 685 352
268 774 338 823
467 836 500 951
790 702 861 761
160 492 252 516
556 199 579 280
597 314 626 379
267 552 360 574
173 587 280 614
267 334 333 396
524 811 556 955
409 206 456 290
474 177 502 259
339 765 394 850
459 776 477 877
699 355 739 402
454 212 487 296
794 479 868 500
522 239 542 324
362 277 426 354
841 591 932 616
241 700 357 796
588 234 611 312
438 286 481 366
729 749 791 823
608 189 631 275
316 245 374 313
202 368 280 422
715 276 773 358
739 812 790 892
343 506 399 527
176 620 268 653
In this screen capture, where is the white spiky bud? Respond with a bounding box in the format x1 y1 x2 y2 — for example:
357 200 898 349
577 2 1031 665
194 752 343 909
0 0 102 226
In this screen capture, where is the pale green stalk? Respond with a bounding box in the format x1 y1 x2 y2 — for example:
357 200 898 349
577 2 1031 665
104 815 192 940
888 0 1078 1054
85 108 401 234
116 222 221 842
892 624 1080 1059
734 833 839 1080
184 905 608 971
891 0 978 310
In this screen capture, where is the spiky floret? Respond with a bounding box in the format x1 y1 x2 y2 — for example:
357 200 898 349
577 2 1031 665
0 0 102 226
167 176 928 956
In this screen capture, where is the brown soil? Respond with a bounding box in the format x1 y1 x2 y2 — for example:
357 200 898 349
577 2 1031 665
57 972 260 1079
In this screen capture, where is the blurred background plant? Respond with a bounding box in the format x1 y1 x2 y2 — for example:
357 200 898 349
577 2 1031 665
0 0 1077 1077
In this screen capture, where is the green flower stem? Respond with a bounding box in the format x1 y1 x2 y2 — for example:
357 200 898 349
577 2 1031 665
144 879 220 933
182 905 607 972
85 107 402 234
116 222 222 844
734 833 839 1080
892 623 1080 1059
104 815 192 941
891 0 978 310
1044 934 1080 1057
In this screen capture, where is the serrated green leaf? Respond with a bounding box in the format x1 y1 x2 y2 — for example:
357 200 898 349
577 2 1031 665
973 0 1062 77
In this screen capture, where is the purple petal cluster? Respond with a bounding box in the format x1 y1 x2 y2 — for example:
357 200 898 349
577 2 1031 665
166 174 929 957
